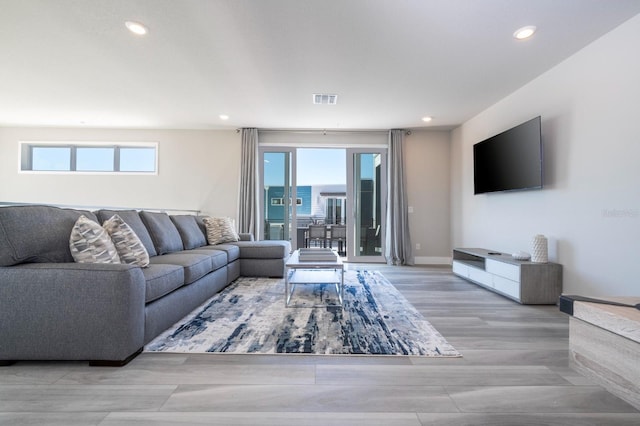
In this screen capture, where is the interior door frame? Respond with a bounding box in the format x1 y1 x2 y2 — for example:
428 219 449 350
258 141 388 263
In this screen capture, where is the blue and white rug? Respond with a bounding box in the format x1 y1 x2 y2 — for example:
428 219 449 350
145 270 460 357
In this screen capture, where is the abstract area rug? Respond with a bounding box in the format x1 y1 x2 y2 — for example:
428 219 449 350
145 270 460 357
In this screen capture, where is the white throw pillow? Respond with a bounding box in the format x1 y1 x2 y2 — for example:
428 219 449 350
103 214 150 267
202 217 239 245
69 215 121 264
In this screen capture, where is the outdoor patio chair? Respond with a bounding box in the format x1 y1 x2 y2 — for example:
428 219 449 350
328 224 346 256
306 224 328 248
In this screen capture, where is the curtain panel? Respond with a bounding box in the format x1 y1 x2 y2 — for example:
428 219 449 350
385 129 413 265
238 128 259 238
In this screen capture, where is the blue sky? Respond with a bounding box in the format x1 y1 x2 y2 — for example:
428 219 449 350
264 148 374 186
31 146 155 172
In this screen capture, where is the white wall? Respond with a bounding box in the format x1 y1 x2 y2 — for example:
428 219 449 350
405 130 451 264
0 127 241 218
451 15 640 296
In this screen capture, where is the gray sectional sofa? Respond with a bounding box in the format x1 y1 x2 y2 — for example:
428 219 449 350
0 205 290 366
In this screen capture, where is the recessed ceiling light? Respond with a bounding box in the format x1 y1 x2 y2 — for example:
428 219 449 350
219 114 229 120
125 21 148 35
513 25 536 40
422 116 433 123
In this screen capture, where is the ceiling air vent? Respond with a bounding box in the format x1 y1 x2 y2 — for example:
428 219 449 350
313 94 338 105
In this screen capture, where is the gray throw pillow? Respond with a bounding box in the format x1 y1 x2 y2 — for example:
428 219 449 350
170 215 207 250
103 214 150 267
69 215 121 264
139 211 184 254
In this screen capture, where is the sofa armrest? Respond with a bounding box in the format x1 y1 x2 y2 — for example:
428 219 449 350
238 233 254 241
0 263 146 363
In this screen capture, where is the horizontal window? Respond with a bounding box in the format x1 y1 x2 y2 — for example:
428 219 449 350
20 142 157 174
271 197 303 206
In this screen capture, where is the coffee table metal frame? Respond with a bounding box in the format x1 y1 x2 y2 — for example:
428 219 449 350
285 249 344 308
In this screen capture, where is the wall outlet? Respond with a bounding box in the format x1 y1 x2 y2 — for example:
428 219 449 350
415 243 421 250
408 206 414 213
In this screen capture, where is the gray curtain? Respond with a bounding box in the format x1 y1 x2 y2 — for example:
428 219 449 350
385 129 413 265
239 128 259 237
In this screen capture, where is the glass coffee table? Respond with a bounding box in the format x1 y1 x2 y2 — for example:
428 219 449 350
285 249 344 308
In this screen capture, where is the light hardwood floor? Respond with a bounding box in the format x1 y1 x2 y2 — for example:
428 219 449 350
1 265 639 425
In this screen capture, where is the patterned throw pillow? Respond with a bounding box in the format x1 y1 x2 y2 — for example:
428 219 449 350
202 217 240 245
69 215 121 264
103 214 150 267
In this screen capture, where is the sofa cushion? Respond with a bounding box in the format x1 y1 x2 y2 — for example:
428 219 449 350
195 216 207 237
0 205 99 266
148 252 212 284
140 211 184 255
69 215 121 264
170 215 207 250
238 233 254 241
187 249 229 271
202 217 239 245
102 214 150 267
208 250 228 271
193 244 240 263
96 210 157 257
232 240 291 259
141 264 185 303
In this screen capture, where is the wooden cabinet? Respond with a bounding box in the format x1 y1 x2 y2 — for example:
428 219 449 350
452 248 562 304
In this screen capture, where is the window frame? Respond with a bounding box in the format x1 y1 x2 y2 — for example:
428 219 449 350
19 141 158 175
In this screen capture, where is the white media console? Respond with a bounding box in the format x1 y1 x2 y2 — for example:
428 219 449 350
452 248 562 304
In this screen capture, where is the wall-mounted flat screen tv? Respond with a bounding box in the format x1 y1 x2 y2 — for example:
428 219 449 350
473 116 543 195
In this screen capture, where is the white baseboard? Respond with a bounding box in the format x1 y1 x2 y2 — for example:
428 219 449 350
413 256 452 265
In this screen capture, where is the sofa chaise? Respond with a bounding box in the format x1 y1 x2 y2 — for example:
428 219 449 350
0 205 290 366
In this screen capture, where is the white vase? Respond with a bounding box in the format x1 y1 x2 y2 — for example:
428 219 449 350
531 234 548 263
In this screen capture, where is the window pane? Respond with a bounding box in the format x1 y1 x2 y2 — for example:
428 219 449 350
77 147 114 171
120 147 156 172
32 147 71 171
355 153 382 256
263 152 292 241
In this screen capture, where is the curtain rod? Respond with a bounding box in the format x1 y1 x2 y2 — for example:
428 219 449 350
236 128 411 135
236 128 389 135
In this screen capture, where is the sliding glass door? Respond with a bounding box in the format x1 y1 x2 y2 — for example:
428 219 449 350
260 149 296 245
259 145 387 263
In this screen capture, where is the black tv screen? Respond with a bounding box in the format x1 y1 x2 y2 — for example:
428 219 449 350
473 116 543 195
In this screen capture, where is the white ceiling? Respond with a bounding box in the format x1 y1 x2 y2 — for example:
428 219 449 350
1 0 639 130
